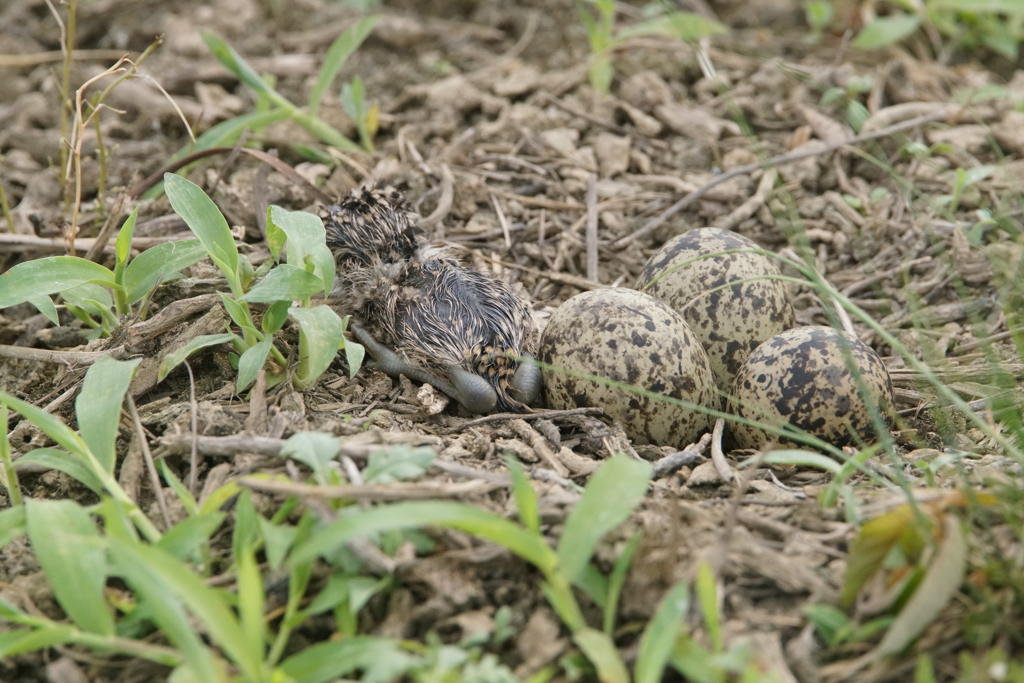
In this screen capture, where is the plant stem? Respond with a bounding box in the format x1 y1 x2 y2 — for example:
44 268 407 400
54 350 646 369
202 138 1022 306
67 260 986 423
0 405 22 507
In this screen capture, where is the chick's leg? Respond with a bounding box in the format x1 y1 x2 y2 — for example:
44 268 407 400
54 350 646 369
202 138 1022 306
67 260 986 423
349 321 498 414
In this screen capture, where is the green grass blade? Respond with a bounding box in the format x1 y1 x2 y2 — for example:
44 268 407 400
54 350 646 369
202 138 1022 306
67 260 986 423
201 30 291 110
279 637 417 683
157 513 227 561
695 561 722 652
25 499 113 635
0 256 115 308
289 306 344 390
240 265 325 303
257 515 297 571
157 460 199 517
738 449 843 475
109 540 227 683
852 13 921 49
13 448 104 494
604 530 643 634
115 206 140 264
635 579 690 683
164 173 239 285
308 16 378 116
123 239 207 304
76 356 140 475
0 392 90 459
0 626 76 658
158 333 237 382
111 539 263 682
508 458 540 533
236 545 266 656
556 455 651 584
573 627 630 683
292 501 557 571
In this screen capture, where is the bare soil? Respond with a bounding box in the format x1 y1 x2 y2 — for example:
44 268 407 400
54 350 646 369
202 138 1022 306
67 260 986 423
1 0 1022 681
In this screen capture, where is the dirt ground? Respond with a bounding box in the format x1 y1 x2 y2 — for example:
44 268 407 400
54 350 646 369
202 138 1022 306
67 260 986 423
1 0 1023 680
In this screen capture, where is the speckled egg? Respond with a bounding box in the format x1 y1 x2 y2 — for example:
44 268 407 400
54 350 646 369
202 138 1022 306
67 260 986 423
539 288 718 448
727 326 895 450
635 228 796 393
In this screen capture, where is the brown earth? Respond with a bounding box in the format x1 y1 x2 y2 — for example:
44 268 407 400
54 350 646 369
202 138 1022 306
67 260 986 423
1 0 1022 681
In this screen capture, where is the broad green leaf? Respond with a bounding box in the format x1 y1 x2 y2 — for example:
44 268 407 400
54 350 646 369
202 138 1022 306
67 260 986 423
266 206 335 295
963 165 995 187
94 497 139 544
25 499 113 635
289 305 345 389
362 446 434 484
342 337 365 379
262 299 291 335
309 16 378 115
115 206 141 264
574 628 630 683
111 539 263 682
557 455 651 583
218 293 257 335
739 449 843 474
616 12 727 41
236 336 274 393
164 173 239 282
158 513 227 560
29 295 59 326
158 333 236 382
0 625 76 658
123 239 207 304
292 501 556 571
508 458 539 534
14 447 104 494
874 514 967 657
842 504 918 607
109 540 226 683
256 515 297 571
0 507 26 548
635 578 690 683
852 14 921 49
280 432 340 485
76 356 140 475
0 392 89 459
240 266 324 303
280 637 418 683
0 256 115 308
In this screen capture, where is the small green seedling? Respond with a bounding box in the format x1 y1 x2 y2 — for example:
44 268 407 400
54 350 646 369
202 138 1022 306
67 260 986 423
0 207 207 339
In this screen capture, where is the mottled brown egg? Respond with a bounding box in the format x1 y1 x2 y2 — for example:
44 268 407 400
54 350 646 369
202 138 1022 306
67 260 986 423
727 326 895 450
635 228 795 393
539 288 718 448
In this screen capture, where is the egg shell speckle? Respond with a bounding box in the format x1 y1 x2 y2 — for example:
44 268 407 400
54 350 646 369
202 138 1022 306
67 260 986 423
635 228 796 392
539 288 718 448
727 326 895 449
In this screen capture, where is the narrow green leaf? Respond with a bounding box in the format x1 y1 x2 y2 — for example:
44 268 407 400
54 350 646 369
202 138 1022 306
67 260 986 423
0 393 89 459
695 561 722 651
0 625 76 658
508 458 539 533
25 499 113 635
343 338 365 378
280 637 417 683
158 513 227 561
123 239 207 304
842 504 916 607
236 336 274 393
164 173 239 281
635 579 690 683
289 305 345 389
109 540 226 683
852 14 921 49
280 432 340 485
574 628 630 683
111 539 263 682
262 299 291 335
0 256 115 308
257 515 297 571
76 356 140 475
199 480 243 516
158 333 236 382
237 548 265 651
557 455 651 583
0 507 27 548
240 265 325 303
616 12 727 41
201 30 288 108
604 530 643 634
874 514 967 657
29 295 59 326
739 449 843 474
309 16 378 115
115 206 141 264
94 497 140 544
158 460 199 517
218 293 256 334
14 448 104 494
292 501 556 571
